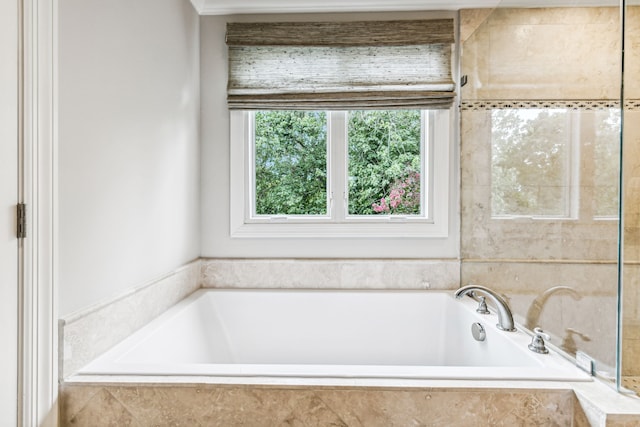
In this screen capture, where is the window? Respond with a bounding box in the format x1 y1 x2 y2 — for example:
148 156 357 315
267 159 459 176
230 109 451 238
225 20 455 111
226 19 456 244
490 108 619 220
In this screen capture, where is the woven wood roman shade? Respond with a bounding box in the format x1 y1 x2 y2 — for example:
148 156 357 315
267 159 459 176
226 19 455 110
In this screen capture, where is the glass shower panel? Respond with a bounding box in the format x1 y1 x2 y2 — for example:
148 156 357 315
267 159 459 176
459 1 622 389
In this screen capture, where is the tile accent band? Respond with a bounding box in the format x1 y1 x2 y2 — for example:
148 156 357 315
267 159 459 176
460 100 640 111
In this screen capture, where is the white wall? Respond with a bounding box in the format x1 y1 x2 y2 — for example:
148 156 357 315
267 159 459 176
59 0 200 316
200 11 460 258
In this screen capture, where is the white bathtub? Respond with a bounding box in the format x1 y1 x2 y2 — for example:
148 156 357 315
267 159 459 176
78 289 591 381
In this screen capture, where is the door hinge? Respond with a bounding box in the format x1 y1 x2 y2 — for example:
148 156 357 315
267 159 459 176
17 203 26 239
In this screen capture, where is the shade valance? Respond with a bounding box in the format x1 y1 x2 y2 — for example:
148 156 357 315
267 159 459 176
226 19 455 110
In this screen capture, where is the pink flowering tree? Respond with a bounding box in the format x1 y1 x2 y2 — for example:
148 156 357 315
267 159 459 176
372 171 421 214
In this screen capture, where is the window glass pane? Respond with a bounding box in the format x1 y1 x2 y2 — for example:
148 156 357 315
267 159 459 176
254 111 327 215
491 109 570 217
348 110 422 215
593 109 620 217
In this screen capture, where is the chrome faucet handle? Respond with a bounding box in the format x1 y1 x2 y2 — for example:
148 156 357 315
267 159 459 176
476 296 490 314
528 327 551 354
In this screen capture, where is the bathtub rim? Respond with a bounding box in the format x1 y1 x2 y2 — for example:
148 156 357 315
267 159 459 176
75 288 593 382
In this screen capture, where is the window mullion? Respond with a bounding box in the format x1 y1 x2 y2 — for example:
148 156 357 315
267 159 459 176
422 110 430 219
329 111 347 220
247 111 257 219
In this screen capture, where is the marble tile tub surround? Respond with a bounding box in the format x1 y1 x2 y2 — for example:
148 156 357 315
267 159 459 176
60 258 459 379
459 106 619 369
461 261 618 370
460 109 619 262
460 7 622 101
60 382 584 426
459 6 626 386
59 260 201 379
623 111 640 378
200 258 460 290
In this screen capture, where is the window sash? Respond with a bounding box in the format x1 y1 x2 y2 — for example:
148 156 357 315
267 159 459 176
344 111 430 219
249 111 430 222
230 110 451 239
248 111 331 219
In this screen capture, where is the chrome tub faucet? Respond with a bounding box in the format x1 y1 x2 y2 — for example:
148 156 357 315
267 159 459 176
455 284 516 332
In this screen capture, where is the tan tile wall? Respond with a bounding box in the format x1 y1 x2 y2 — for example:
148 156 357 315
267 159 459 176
460 7 623 373
460 109 619 262
619 8 640 378
626 8 640 100
460 7 621 101
462 261 618 368
623 111 640 375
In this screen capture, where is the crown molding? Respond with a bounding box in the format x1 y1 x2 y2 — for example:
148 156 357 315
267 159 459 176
190 0 207 14
190 0 497 15
190 0 620 15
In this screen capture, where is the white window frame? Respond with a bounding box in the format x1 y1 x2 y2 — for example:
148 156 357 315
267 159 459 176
230 109 451 239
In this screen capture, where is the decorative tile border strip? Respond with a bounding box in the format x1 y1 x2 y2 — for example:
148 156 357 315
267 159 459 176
626 99 640 110
459 99 640 111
